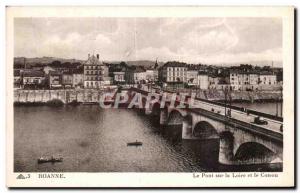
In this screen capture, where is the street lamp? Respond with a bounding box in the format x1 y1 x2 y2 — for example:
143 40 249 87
224 86 232 118
280 86 283 117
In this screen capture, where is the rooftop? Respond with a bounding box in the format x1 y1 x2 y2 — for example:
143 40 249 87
49 71 62 76
134 66 146 73
230 70 275 75
23 70 44 77
14 70 21 77
162 61 187 68
198 71 208 75
84 54 103 66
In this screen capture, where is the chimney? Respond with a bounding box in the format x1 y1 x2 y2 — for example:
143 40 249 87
88 54 90 59
97 54 99 60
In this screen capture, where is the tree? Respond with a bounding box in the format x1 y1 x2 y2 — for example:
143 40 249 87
262 66 271 71
51 60 61 67
62 62 72 68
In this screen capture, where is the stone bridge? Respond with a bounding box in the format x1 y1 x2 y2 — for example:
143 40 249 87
128 87 283 166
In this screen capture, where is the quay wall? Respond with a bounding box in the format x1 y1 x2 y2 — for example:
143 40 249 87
14 89 116 104
14 88 282 104
204 90 282 102
164 88 282 102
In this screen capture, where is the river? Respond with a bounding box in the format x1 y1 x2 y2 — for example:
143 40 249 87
232 102 283 117
14 103 281 172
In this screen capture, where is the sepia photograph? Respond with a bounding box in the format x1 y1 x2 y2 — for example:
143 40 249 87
6 6 294 187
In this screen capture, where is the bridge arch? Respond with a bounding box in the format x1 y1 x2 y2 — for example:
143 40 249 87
159 106 169 125
182 114 193 139
234 142 277 164
218 131 235 164
193 121 219 138
151 102 161 116
167 109 184 125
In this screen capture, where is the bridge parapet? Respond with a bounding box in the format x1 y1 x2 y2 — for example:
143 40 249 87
128 87 283 166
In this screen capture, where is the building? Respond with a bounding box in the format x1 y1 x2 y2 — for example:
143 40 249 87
197 72 209 90
102 76 112 86
145 69 158 82
259 72 277 85
22 70 45 89
48 71 62 89
14 70 22 89
109 62 133 85
258 72 278 91
158 62 187 86
230 71 256 91
73 73 84 88
32 64 44 71
145 60 159 82
83 54 105 88
102 65 109 78
113 72 125 84
230 70 277 91
133 66 147 84
43 66 56 75
187 70 199 87
62 72 73 88
208 76 220 89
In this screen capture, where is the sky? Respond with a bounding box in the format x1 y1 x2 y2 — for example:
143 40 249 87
14 17 282 66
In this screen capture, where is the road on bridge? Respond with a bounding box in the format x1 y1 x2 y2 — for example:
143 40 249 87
138 85 283 134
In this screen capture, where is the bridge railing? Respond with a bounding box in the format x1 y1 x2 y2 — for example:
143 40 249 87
153 88 283 122
189 108 283 143
129 86 283 122
129 87 283 142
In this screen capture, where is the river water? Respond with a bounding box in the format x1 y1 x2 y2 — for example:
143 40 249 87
232 102 283 117
14 103 281 172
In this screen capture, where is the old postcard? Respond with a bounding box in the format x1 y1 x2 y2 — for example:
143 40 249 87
6 6 294 187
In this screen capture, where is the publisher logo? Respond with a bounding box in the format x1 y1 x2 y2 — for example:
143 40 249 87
16 174 30 179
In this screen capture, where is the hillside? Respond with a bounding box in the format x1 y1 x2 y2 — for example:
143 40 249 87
14 57 282 69
14 57 84 66
14 57 164 68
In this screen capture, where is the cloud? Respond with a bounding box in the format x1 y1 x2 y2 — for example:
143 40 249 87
197 47 282 64
136 46 179 61
14 17 282 65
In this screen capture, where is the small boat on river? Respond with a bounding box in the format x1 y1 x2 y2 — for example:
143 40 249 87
37 156 63 164
127 140 143 146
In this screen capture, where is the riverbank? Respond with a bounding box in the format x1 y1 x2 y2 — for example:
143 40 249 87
13 89 116 104
163 88 282 102
201 90 282 102
14 99 68 107
13 88 282 105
